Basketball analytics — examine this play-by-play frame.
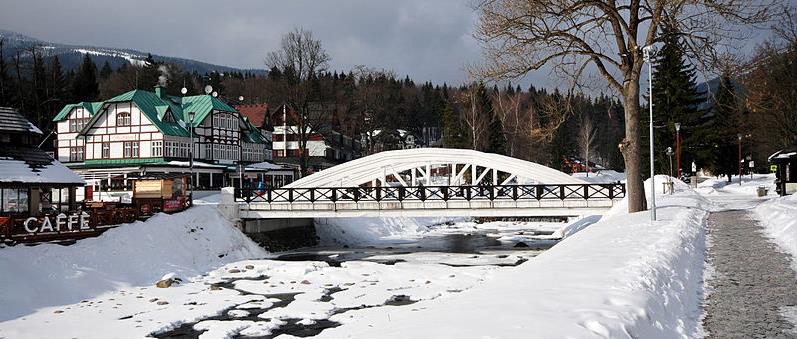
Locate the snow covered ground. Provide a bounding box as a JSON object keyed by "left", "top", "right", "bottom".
{"left": 754, "top": 189, "right": 797, "bottom": 272}
{"left": 4, "top": 172, "right": 766, "bottom": 338}
{"left": 0, "top": 204, "right": 266, "bottom": 322}
{"left": 1, "top": 178, "right": 711, "bottom": 338}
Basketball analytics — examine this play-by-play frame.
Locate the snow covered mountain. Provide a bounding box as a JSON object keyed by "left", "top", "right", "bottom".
{"left": 0, "top": 29, "right": 265, "bottom": 75}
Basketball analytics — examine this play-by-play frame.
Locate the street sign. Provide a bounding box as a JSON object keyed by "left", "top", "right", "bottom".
{"left": 691, "top": 161, "right": 697, "bottom": 172}
{"left": 749, "top": 161, "right": 755, "bottom": 168}
{"left": 770, "top": 164, "right": 778, "bottom": 172}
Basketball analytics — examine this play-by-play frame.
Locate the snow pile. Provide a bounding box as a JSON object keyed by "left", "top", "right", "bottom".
{"left": 572, "top": 169, "right": 626, "bottom": 183}
{"left": 314, "top": 179, "right": 709, "bottom": 338}
{"left": 314, "top": 216, "right": 462, "bottom": 246}
{"left": 755, "top": 193, "right": 797, "bottom": 271}
{"left": 0, "top": 205, "right": 267, "bottom": 321}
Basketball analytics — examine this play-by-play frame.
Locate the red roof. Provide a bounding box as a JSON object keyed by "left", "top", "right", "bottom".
{"left": 236, "top": 104, "right": 269, "bottom": 128}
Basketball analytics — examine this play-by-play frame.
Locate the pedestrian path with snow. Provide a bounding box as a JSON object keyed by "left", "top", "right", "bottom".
{"left": 703, "top": 210, "right": 797, "bottom": 338}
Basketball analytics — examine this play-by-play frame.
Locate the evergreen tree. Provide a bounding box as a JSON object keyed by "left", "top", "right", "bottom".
{"left": 643, "top": 22, "right": 706, "bottom": 177}
{"left": 0, "top": 38, "right": 14, "bottom": 107}
{"left": 442, "top": 102, "right": 467, "bottom": 148}
{"left": 481, "top": 86, "right": 505, "bottom": 154}
{"left": 45, "top": 55, "right": 67, "bottom": 130}
{"left": 708, "top": 75, "right": 741, "bottom": 181}
{"left": 71, "top": 54, "right": 99, "bottom": 101}
{"left": 99, "top": 61, "right": 113, "bottom": 79}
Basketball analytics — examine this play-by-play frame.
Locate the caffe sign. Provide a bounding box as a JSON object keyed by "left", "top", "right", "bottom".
{"left": 24, "top": 212, "right": 91, "bottom": 234}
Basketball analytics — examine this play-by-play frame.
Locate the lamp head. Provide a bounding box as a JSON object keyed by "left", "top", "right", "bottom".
{"left": 674, "top": 122, "right": 680, "bottom": 131}
{"left": 180, "top": 87, "right": 188, "bottom": 95}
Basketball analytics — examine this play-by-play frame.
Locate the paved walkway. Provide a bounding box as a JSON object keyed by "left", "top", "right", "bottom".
{"left": 703, "top": 209, "right": 797, "bottom": 338}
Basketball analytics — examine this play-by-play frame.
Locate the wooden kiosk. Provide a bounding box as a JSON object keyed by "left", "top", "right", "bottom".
{"left": 131, "top": 173, "right": 191, "bottom": 216}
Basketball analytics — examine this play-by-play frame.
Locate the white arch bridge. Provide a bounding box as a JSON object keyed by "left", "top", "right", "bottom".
{"left": 231, "top": 149, "right": 625, "bottom": 218}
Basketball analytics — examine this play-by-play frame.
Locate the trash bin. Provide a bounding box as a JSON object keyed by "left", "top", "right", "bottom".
{"left": 757, "top": 186, "right": 768, "bottom": 197}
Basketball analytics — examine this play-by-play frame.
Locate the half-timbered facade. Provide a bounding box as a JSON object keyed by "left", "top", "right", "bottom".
{"left": 53, "top": 86, "right": 281, "bottom": 190}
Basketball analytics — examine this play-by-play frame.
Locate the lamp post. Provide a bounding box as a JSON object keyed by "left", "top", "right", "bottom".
{"left": 737, "top": 134, "right": 742, "bottom": 186}
{"left": 674, "top": 122, "right": 681, "bottom": 179}
{"left": 188, "top": 110, "right": 195, "bottom": 199}
{"left": 643, "top": 45, "right": 656, "bottom": 221}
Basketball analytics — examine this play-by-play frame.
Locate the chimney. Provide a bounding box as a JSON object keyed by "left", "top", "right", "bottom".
{"left": 154, "top": 86, "right": 165, "bottom": 99}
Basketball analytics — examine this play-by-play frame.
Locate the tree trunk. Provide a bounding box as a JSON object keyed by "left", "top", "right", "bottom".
{"left": 620, "top": 76, "right": 647, "bottom": 213}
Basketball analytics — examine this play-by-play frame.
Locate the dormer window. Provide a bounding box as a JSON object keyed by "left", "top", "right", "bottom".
{"left": 116, "top": 112, "right": 131, "bottom": 126}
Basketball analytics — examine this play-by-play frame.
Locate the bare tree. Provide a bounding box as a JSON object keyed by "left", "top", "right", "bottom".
{"left": 458, "top": 83, "right": 489, "bottom": 150}
{"left": 265, "top": 27, "right": 332, "bottom": 176}
{"left": 577, "top": 113, "right": 598, "bottom": 176}
{"left": 473, "top": 0, "right": 784, "bottom": 212}
{"left": 349, "top": 66, "right": 396, "bottom": 155}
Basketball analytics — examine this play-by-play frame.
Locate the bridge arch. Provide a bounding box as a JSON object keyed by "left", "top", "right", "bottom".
{"left": 286, "top": 148, "right": 586, "bottom": 188}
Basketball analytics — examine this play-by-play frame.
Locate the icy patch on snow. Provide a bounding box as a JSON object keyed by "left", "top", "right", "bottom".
{"left": 0, "top": 205, "right": 267, "bottom": 321}
{"left": 755, "top": 193, "right": 797, "bottom": 272}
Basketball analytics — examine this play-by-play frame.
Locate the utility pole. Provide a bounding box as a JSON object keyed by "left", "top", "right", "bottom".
{"left": 643, "top": 45, "right": 656, "bottom": 221}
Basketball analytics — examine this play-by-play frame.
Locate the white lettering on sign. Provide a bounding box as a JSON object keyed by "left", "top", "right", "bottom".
{"left": 22, "top": 212, "right": 92, "bottom": 234}
{"left": 40, "top": 217, "right": 54, "bottom": 232}
{"left": 80, "top": 212, "right": 90, "bottom": 230}
{"left": 56, "top": 213, "right": 67, "bottom": 231}
{"left": 24, "top": 217, "right": 38, "bottom": 233}
{"left": 68, "top": 214, "right": 78, "bottom": 230}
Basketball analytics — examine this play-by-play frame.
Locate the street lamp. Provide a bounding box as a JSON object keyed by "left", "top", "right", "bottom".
{"left": 643, "top": 45, "right": 656, "bottom": 221}
{"left": 737, "top": 134, "right": 742, "bottom": 186}
{"left": 674, "top": 122, "right": 681, "bottom": 179}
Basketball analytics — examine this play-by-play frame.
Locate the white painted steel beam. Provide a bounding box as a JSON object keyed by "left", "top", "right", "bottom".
{"left": 285, "top": 148, "right": 588, "bottom": 188}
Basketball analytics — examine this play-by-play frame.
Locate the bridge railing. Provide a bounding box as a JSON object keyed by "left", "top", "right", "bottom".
{"left": 234, "top": 183, "right": 625, "bottom": 204}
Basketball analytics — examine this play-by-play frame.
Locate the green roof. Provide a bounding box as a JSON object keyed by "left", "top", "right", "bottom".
{"left": 81, "top": 157, "right": 166, "bottom": 168}
{"left": 53, "top": 101, "right": 103, "bottom": 122}
{"left": 64, "top": 88, "right": 267, "bottom": 144}
{"left": 180, "top": 95, "right": 237, "bottom": 127}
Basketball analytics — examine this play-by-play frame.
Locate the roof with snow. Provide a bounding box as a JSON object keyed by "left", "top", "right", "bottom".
{"left": 0, "top": 108, "right": 84, "bottom": 185}
{"left": 769, "top": 147, "right": 797, "bottom": 162}
{"left": 0, "top": 107, "right": 43, "bottom": 134}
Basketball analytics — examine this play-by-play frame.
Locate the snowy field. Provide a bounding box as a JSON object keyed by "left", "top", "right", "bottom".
{"left": 2, "top": 175, "right": 778, "bottom": 338}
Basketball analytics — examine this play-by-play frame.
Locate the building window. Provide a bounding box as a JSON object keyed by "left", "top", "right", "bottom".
{"left": 116, "top": 112, "right": 131, "bottom": 126}
{"left": 1, "top": 188, "right": 29, "bottom": 213}
{"left": 69, "top": 146, "right": 84, "bottom": 162}
{"left": 123, "top": 141, "right": 139, "bottom": 158}
{"left": 102, "top": 142, "right": 110, "bottom": 159}
{"left": 152, "top": 141, "right": 162, "bottom": 157}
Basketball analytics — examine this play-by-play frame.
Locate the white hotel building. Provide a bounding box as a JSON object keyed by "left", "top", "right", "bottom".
{"left": 53, "top": 86, "right": 294, "bottom": 190}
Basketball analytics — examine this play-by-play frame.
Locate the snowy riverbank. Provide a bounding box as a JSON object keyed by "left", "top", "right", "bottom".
{"left": 0, "top": 204, "right": 267, "bottom": 321}
{"left": 313, "top": 178, "right": 710, "bottom": 338}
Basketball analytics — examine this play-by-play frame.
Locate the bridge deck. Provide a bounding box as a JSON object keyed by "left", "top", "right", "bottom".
{"left": 233, "top": 184, "right": 625, "bottom": 219}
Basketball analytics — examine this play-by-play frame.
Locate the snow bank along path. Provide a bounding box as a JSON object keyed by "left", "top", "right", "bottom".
{"left": 755, "top": 193, "right": 797, "bottom": 272}
{"left": 0, "top": 204, "right": 267, "bottom": 321}
{"left": 314, "top": 178, "right": 710, "bottom": 339}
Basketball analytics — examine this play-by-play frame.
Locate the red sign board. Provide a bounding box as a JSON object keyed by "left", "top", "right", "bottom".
{"left": 163, "top": 198, "right": 184, "bottom": 212}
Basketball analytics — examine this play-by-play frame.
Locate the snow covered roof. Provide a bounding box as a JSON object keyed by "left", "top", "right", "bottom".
{"left": 0, "top": 107, "right": 43, "bottom": 134}
{"left": 768, "top": 147, "right": 797, "bottom": 162}
{"left": 0, "top": 147, "right": 84, "bottom": 185}
{"left": 246, "top": 162, "right": 290, "bottom": 171}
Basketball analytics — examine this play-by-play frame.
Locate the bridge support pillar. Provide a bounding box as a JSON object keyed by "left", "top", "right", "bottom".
{"left": 218, "top": 187, "right": 241, "bottom": 227}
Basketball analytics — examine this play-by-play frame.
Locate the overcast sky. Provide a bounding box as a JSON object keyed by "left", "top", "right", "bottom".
{"left": 0, "top": 0, "right": 489, "bottom": 86}
{"left": 1, "top": 0, "right": 792, "bottom": 89}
